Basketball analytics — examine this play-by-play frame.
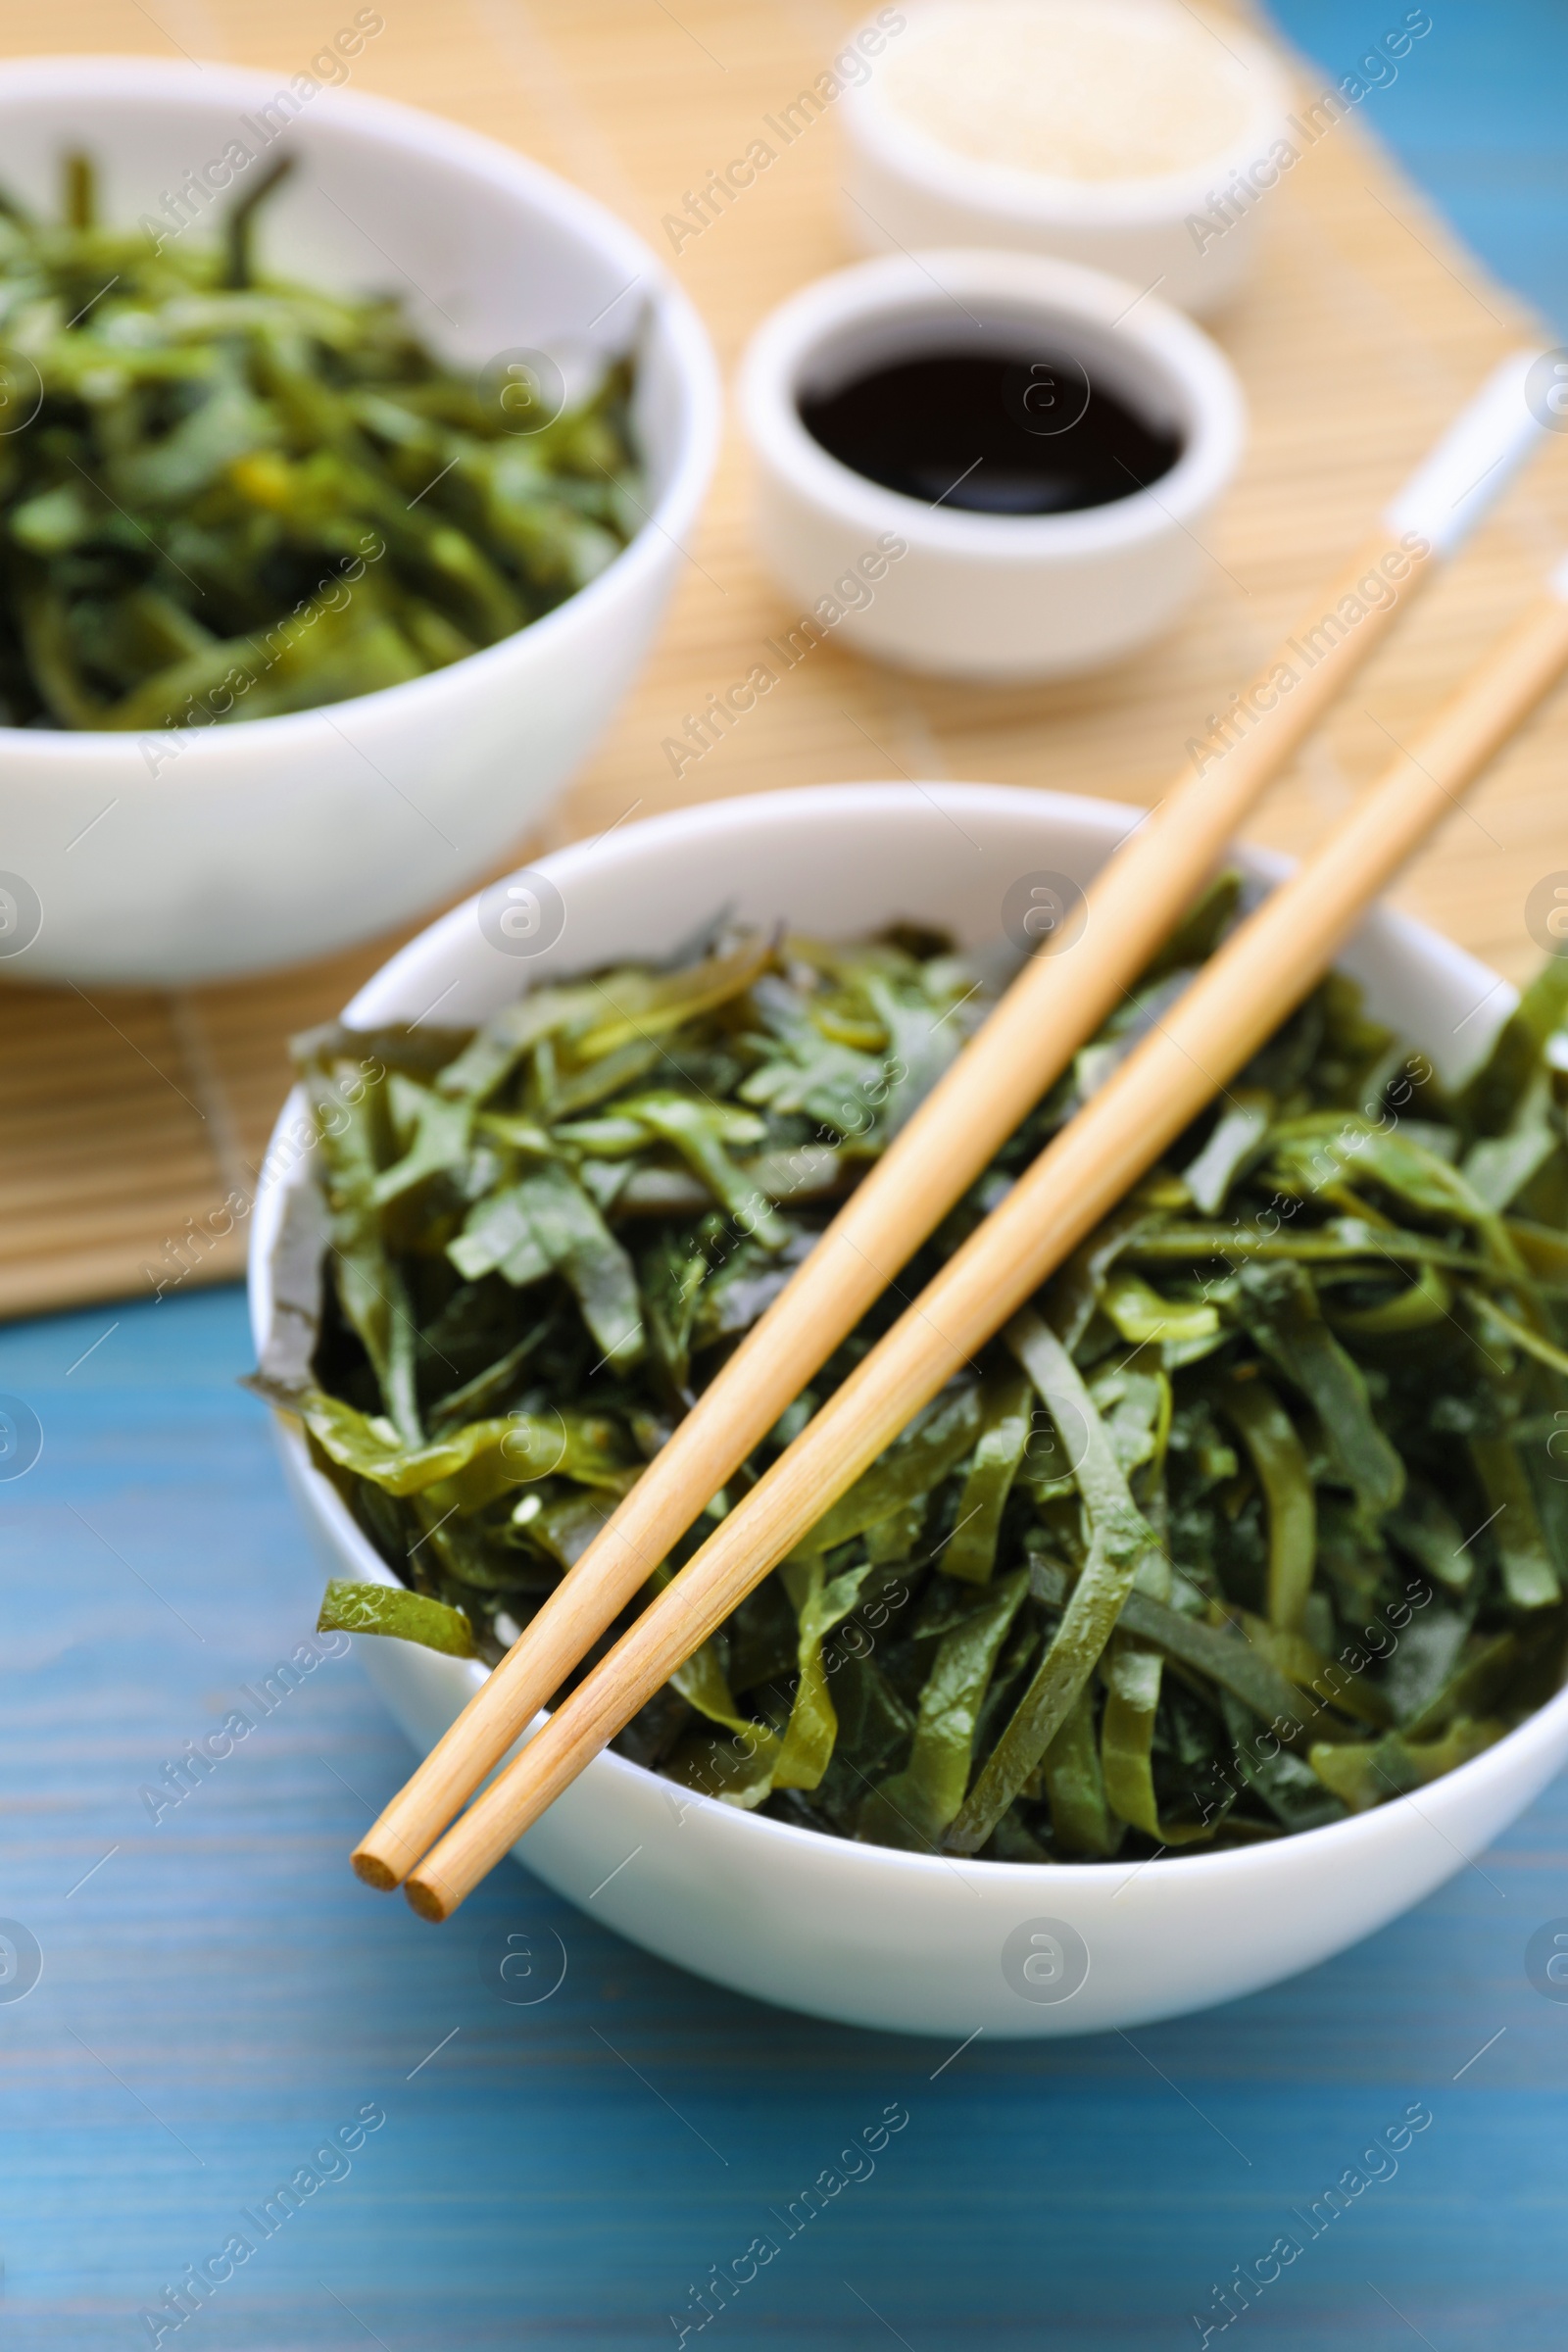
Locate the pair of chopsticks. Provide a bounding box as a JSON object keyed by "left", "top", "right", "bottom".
{"left": 349, "top": 352, "right": 1557, "bottom": 1918}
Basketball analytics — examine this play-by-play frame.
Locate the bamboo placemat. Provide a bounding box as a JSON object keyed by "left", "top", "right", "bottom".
{"left": 3, "top": 0, "right": 1567, "bottom": 1322}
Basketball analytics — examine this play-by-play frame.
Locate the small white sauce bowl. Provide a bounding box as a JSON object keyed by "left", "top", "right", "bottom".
{"left": 250, "top": 782, "right": 1568, "bottom": 2039}
{"left": 0, "top": 57, "right": 719, "bottom": 986}
{"left": 841, "top": 1, "right": 1294, "bottom": 316}
{"left": 737, "top": 250, "right": 1245, "bottom": 681}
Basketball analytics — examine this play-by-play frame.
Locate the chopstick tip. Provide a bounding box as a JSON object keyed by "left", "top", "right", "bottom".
{"left": 352, "top": 1844, "right": 404, "bottom": 1890}
{"left": 405, "top": 1870, "right": 457, "bottom": 1923}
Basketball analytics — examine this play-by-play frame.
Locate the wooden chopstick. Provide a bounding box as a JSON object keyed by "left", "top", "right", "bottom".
{"left": 402, "top": 552, "right": 1568, "bottom": 1921}
{"left": 353, "top": 352, "right": 1547, "bottom": 1893}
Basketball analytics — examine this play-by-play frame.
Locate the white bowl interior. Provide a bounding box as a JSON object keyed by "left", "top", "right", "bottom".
{"left": 0, "top": 63, "right": 643, "bottom": 366}
{"left": 330, "top": 782, "right": 1491, "bottom": 1084}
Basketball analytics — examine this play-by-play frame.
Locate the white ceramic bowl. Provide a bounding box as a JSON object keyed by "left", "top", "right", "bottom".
{"left": 737, "top": 251, "right": 1245, "bottom": 682}
{"left": 0, "top": 57, "right": 718, "bottom": 987}
{"left": 840, "top": 1, "right": 1294, "bottom": 316}
{"left": 249, "top": 783, "right": 1568, "bottom": 2038}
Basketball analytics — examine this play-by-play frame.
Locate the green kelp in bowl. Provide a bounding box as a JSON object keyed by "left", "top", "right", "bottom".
{"left": 0, "top": 152, "right": 640, "bottom": 731}
{"left": 260, "top": 879, "right": 1568, "bottom": 1865}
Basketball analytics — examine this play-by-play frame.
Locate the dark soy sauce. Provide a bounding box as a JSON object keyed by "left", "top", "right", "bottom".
{"left": 798, "top": 349, "right": 1182, "bottom": 516}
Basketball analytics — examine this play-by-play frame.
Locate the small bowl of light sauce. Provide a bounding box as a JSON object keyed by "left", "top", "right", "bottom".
{"left": 840, "top": 0, "right": 1293, "bottom": 316}
{"left": 738, "top": 246, "right": 1245, "bottom": 681}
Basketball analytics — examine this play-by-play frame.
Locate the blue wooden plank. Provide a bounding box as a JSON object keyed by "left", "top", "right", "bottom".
{"left": 1268, "top": 0, "right": 1568, "bottom": 331}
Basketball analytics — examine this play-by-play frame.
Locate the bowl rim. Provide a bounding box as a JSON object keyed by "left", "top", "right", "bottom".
{"left": 248, "top": 778, "right": 1568, "bottom": 1897}
{"left": 843, "top": 0, "right": 1295, "bottom": 227}
{"left": 0, "top": 54, "right": 721, "bottom": 763}
{"left": 737, "top": 249, "right": 1246, "bottom": 559}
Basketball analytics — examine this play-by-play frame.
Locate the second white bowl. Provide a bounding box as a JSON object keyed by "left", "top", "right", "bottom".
{"left": 250, "top": 782, "right": 1568, "bottom": 2038}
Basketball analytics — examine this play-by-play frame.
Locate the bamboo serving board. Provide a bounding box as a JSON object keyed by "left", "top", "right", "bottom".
{"left": 3, "top": 0, "right": 1567, "bottom": 1322}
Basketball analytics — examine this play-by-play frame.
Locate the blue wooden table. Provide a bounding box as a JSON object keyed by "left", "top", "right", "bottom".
{"left": 6, "top": 9, "right": 1568, "bottom": 2347}
{"left": 1270, "top": 0, "right": 1568, "bottom": 336}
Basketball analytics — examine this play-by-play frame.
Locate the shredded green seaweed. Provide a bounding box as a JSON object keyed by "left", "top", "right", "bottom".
{"left": 267, "top": 896, "right": 1568, "bottom": 1859}
{"left": 318, "top": 1577, "right": 476, "bottom": 1658}
{"left": 0, "top": 153, "right": 640, "bottom": 729}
